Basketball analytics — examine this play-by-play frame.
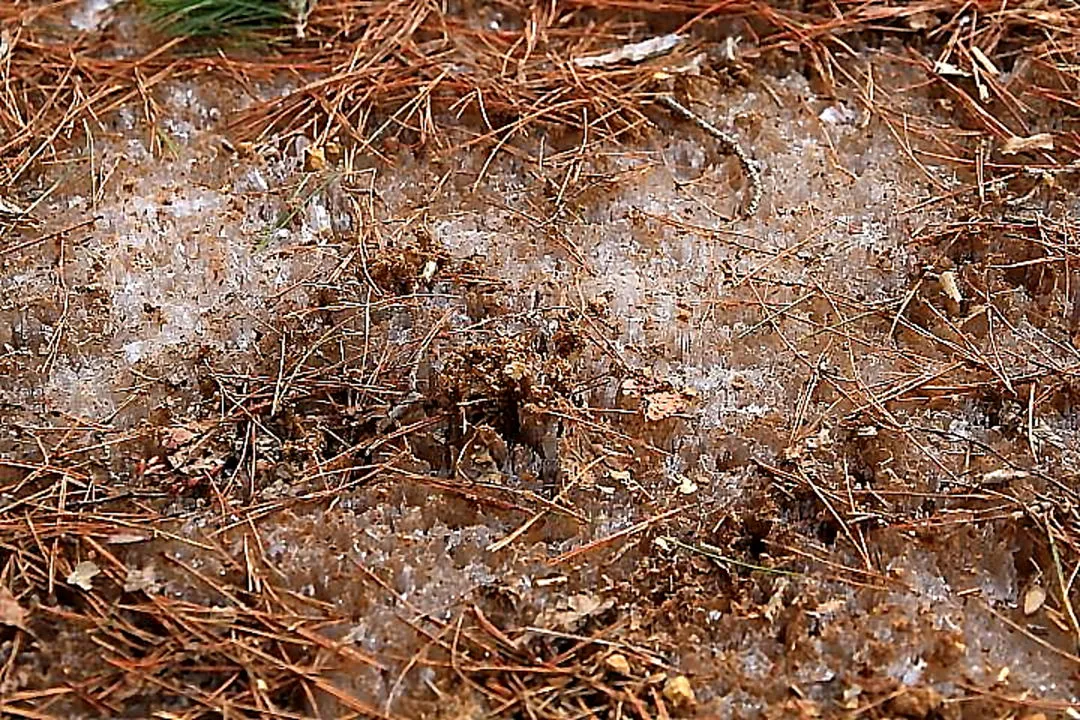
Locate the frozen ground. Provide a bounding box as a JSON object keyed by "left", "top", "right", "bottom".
{"left": 2, "top": 8, "right": 1079, "bottom": 718}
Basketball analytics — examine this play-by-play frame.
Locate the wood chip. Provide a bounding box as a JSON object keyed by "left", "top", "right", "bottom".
{"left": 981, "top": 468, "right": 1029, "bottom": 485}
{"left": 970, "top": 46, "right": 1000, "bottom": 76}
{"left": 934, "top": 60, "right": 971, "bottom": 78}
{"left": 1001, "top": 133, "right": 1054, "bottom": 155}
{"left": 1023, "top": 585, "right": 1047, "bottom": 615}
{"left": 676, "top": 475, "right": 698, "bottom": 495}
{"left": 939, "top": 270, "right": 962, "bottom": 305}
{"left": 575, "top": 34, "right": 682, "bottom": 68}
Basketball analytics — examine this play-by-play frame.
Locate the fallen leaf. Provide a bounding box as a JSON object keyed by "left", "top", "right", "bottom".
{"left": 162, "top": 426, "right": 198, "bottom": 450}
{"left": 1024, "top": 585, "right": 1047, "bottom": 615}
{"left": 534, "top": 593, "right": 614, "bottom": 631}
{"left": 67, "top": 561, "right": 101, "bottom": 591}
{"left": 677, "top": 475, "right": 698, "bottom": 495}
{"left": 905, "top": 12, "right": 939, "bottom": 30}
{"left": 0, "top": 586, "right": 27, "bottom": 629}
{"left": 124, "top": 566, "right": 160, "bottom": 594}
{"left": 841, "top": 684, "right": 863, "bottom": 710}
{"left": 644, "top": 391, "right": 686, "bottom": 422}
{"left": 503, "top": 360, "right": 528, "bottom": 381}
{"left": 1001, "top": 133, "right": 1054, "bottom": 155}
{"left": 304, "top": 145, "right": 326, "bottom": 172}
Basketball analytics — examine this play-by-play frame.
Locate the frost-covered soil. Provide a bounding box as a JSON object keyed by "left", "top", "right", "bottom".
{"left": 2, "top": 7, "right": 1079, "bottom": 719}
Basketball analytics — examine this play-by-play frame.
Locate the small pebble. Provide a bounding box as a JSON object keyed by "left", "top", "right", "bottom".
{"left": 604, "top": 653, "right": 631, "bottom": 675}
{"left": 887, "top": 687, "right": 942, "bottom": 718}
{"left": 662, "top": 675, "right": 696, "bottom": 708}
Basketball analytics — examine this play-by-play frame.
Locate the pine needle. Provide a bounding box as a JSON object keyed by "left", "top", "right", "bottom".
{"left": 142, "top": 0, "right": 297, "bottom": 38}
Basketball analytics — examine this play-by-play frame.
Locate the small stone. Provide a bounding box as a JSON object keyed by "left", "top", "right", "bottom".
{"left": 662, "top": 675, "right": 696, "bottom": 709}
{"left": 604, "top": 653, "right": 631, "bottom": 675}
{"left": 887, "top": 687, "right": 942, "bottom": 718}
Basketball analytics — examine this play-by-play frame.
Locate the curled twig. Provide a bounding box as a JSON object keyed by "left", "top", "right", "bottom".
{"left": 659, "top": 95, "right": 763, "bottom": 218}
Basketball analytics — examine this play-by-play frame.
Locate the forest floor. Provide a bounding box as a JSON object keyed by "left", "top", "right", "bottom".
{"left": 1, "top": 1, "right": 1080, "bottom": 718}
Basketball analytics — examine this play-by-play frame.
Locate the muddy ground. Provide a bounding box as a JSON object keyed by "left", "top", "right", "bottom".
{"left": 1, "top": 2, "right": 1079, "bottom": 718}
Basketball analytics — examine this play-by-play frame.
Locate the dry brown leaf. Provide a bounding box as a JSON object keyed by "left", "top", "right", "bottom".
{"left": 0, "top": 586, "right": 27, "bottom": 630}
{"left": 162, "top": 425, "right": 198, "bottom": 450}
{"left": 124, "top": 566, "right": 160, "bottom": 594}
{"left": 887, "top": 687, "right": 942, "bottom": 718}
{"left": 534, "top": 593, "right": 614, "bottom": 631}
{"left": 1001, "top": 133, "right": 1054, "bottom": 155}
{"left": 841, "top": 685, "right": 863, "bottom": 710}
{"left": 304, "top": 145, "right": 326, "bottom": 172}
{"left": 905, "top": 12, "right": 939, "bottom": 30}
{"left": 677, "top": 474, "right": 698, "bottom": 495}
{"left": 1023, "top": 585, "right": 1047, "bottom": 615}
{"left": 644, "top": 391, "right": 686, "bottom": 422}
{"left": 67, "top": 560, "right": 101, "bottom": 591}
